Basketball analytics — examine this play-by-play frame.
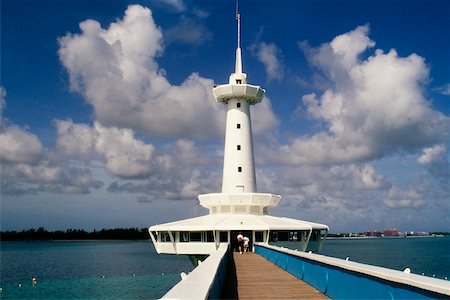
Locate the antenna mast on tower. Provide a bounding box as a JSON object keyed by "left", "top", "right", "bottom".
{"left": 235, "top": 0, "right": 243, "bottom": 74}
{"left": 236, "top": 0, "right": 241, "bottom": 49}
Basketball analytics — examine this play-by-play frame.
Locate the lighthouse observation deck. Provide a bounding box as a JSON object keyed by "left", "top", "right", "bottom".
{"left": 213, "top": 83, "right": 265, "bottom": 105}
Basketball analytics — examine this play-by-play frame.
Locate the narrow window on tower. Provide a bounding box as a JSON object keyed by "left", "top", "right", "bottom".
{"left": 238, "top": 167, "right": 242, "bottom": 172}
{"left": 237, "top": 145, "right": 241, "bottom": 150}
{"left": 237, "top": 102, "right": 241, "bottom": 108}
{"left": 237, "top": 124, "right": 241, "bottom": 129}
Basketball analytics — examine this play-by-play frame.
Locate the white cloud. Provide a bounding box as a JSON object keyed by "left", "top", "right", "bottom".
{"left": 251, "top": 96, "right": 280, "bottom": 136}
{"left": 250, "top": 42, "right": 283, "bottom": 82}
{"left": 94, "top": 122, "right": 154, "bottom": 178}
{"left": 434, "top": 83, "right": 450, "bottom": 96}
{"left": 56, "top": 120, "right": 154, "bottom": 178}
{"left": 3, "top": 162, "right": 61, "bottom": 183}
{"left": 417, "top": 144, "right": 450, "bottom": 195}
{"left": 55, "top": 120, "right": 97, "bottom": 160}
{"left": 158, "top": 0, "right": 185, "bottom": 12}
{"left": 330, "top": 25, "right": 375, "bottom": 70}
{"left": 0, "top": 86, "right": 45, "bottom": 164}
{"left": 193, "top": 8, "right": 209, "bottom": 19}
{"left": 0, "top": 94, "right": 155, "bottom": 194}
{"left": 252, "top": 25, "right": 449, "bottom": 215}
{"left": 276, "top": 163, "right": 388, "bottom": 195}
{"left": 58, "top": 4, "right": 278, "bottom": 141}
{"left": 58, "top": 5, "right": 224, "bottom": 139}
{"left": 0, "top": 90, "right": 81, "bottom": 194}
{"left": 1, "top": 159, "right": 103, "bottom": 195}
{"left": 418, "top": 144, "right": 447, "bottom": 165}
{"left": 355, "top": 164, "right": 389, "bottom": 190}
{"left": 107, "top": 139, "right": 222, "bottom": 200}
{"left": 286, "top": 25, "right": 450, "bottom": 165}
{"left": 0, "top": 126, "right": 44, "bottom": 164}
{"left": 58, "top": 5, "right": 278, "bottom": 140}
{"left": 383, "top": 186, "right": 426, "bottom": 208}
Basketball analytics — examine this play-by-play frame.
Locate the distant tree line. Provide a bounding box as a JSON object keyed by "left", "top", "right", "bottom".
{"left": 0, "top": 227, "right": 150, "bottom": 241}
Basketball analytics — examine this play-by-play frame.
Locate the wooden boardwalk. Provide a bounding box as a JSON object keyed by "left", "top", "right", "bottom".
{"left": 221, "top": 252, "right": 329, "bottom": 299}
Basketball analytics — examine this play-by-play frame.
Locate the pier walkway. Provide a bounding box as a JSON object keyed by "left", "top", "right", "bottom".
{"left": 222, "top": 252, "right": 329, "bottom": 299}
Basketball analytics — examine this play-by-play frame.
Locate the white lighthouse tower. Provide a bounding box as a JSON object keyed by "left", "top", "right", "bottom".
{"left": 213, "top": 9, "right": 262, "bottom": 194}
{"left": 149, "top": 6, "right": 328, "bottom": 259}
{"left": 198, "top": 6, "right": 280, "bottom": 215}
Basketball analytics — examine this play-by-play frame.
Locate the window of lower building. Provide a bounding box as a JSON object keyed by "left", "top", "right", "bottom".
{"left": 189, "top": 232, "right": 202, "bottom": 242}
{"left": 270, "top": 231, "right": 278, "bottom": 242}
{"left": 250, "top": 206, "right": 260, "bottom": 214}
{"left": 237, "top": 102, "right": 241, "bottom": 108}
{"left": 238, "top": 167, "right": 242, "bottom": 172}
{"left": 255, "top": 231, "right": 264, "bottom": 242}
{"left": 270, "top": 231, "right": 299, "bottom": 242}
{"left": 220, "top": 231, "right": 228, "bottom": 242}
{"left": 237, "top": 145, "right": 241, "bottom": 150}
{"left": 221, "top": 205, "right": 231, "bottom": 213}
{"left": 237, "top": 124, "right": 241, "bottom": 129}
{"left": 278, "top": 231, "right": 289, "bottom": 241}
{"left": 179, "top": 231, "right": 215, "bottom": 242}
{"left": 206, "top": 231, "right": 214, "bottom": 242}
{"left": 160, "top": 231, "right": 171, "bottom": 242}
{"left": 180, "top": 231, "right": 189, "bottom": 242}
{"left": 234, "top": 205, "right": 246, "bottom": 213}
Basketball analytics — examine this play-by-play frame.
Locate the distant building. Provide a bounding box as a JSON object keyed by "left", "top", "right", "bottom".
{"left": 383, "top": 228, "right": 399, "bottom": 237}
{"left": 364, "top": 230, "right": 383, "bottom": 237}
{"left": 363, "top": 229, "right": 430, "bottom": 238}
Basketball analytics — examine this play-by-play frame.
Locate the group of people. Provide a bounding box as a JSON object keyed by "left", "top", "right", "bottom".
{"left": 236, "top": 233, "right": 250, "bottom": 254}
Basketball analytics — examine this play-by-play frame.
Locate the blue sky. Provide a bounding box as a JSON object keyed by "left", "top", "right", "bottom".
{"left": 1, "top": 0, "right": 449, "bottom": 232}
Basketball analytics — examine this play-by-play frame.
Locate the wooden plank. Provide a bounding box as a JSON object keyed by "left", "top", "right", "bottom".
{"left": 230, "top": 252, "right": 329, "bottom": 299}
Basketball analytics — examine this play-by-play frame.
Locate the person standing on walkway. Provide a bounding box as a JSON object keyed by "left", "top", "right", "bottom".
{"left": 237, "top": 233, "right": 244, "bottom": 253}
{"left": 243, "top": 236, "right": 250, "bottom": 253}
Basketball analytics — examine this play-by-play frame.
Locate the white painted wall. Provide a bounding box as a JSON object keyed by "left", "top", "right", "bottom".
{"left": 222, "top": 98, "right": 256, "bottom": 193}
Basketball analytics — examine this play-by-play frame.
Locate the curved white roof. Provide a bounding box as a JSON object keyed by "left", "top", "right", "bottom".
{"left": 149, "top": 214, "right": 329, "bottom": 232}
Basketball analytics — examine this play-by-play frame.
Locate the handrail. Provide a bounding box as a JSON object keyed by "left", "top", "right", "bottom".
{"left": 162, "top": 244, "right": 229, "bottom": 299}
{"left": 255, "top": 243, "right": 450, "bottom": 299}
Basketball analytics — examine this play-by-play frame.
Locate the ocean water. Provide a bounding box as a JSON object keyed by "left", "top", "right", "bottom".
{"left": 1, "top": 237, "right": 448, "bottom": 299}
{"left": 0, "top": 240, "right": 193, "bottom": 299}
{"left": 321, "top": 236, "right": 450, "bottom": 280}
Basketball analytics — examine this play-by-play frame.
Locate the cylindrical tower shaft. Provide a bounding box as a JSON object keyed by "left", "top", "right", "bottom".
{"left": 222, "top": 99, "right": 256, "bottom": 193}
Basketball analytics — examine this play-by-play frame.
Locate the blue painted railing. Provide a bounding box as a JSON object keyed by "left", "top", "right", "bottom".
{"left": 208, "top": 247, "right": 229, "bottom": 299}
{"left": 255, "top": 244, "right": 450, "bottom": 299}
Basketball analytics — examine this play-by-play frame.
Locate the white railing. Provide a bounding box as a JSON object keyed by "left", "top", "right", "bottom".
{"left": 162, "top": 244, "right": 229, "bottom": 300}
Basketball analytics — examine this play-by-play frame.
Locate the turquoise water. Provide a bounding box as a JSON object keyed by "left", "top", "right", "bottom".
{"left": 0, "top": 240, "right": 193, "bottom": 299}
{"left": 1, "top": 237, "right": 448, "bottom": 299}
{"left": 0, "top": 274, "right": 181, "bottom": 299}
{"left": 321, "top": 236, "right": 450, "bottom": 280}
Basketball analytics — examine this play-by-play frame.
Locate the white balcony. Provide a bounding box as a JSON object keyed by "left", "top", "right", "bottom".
{"left": 213, "top": 84, "right": 265, "bottom": 104}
